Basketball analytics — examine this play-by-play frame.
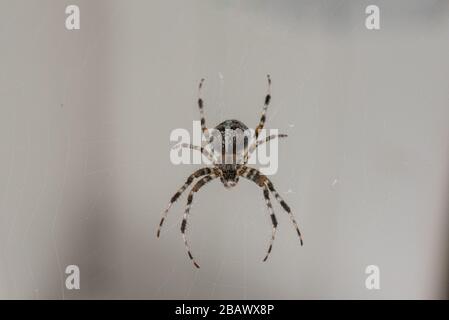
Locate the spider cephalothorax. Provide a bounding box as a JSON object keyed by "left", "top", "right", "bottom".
{"left": 157, "top": 75, "right": 303, "bottom": 268}
{"left": 218, "top": 163, "right": 242, "bottom": 188}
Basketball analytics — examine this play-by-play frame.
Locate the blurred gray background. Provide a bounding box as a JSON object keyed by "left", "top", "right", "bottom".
{"left": 1, "top": 0, "right": 449, "bottom": 299}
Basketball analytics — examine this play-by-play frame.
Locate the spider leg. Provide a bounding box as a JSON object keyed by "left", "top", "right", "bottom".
{"left": 197, "top": 78, "right": 221, "bottom": 162}
{"left": 181, "top": 174, "right": 218, "bottom": 268}
{"left": 266, "top": 180, "right": 303, "bottom": 245}
{"left": 262, "top": 185, "right": 278, "bottom": 262}
{"left": 255, "top": 74, "right": 271, "bottom": 140}
{"left": 198, "top": 78, "right": 210, "bottom": 140}
{"left": 157, "top": 167, "right": 212, "bottom": 237}
{"left": 201, "top": 130, "right": 222, "bottom": 164}
{"left": 239, "top": 166, "right": 303, "bottom": 246}
{"left": 172, "top": 142, "right": 217, "bottom": 164}
{"left": 242, "top": 133, "right": 288, "bottom": 164}
{"left": 240, "top": 75, "right": 272, "bottom": 164}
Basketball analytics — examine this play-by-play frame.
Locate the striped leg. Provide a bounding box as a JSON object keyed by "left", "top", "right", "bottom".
{"left": 172, "top": 143, "right": 217, "bottom": 164}
{"left": 262, "top": 185, "right": 278, "bottom": 262}
{"left": 243, "top": 133, "right": 288, "bottom": 164}
{"left": 266, "top": 181, "right": 303, "bottom": 246}
{"left": 157, "top": 167, "right": 212, "bottom": 238}
{"left": 241, "top": 75, "right": 272, "bottom": 163}
{"left": 255, "top": 74, "right": 271, "bottom": 140}
{"left": 255, "top": 74, "right": 272, "bottom": 140}
{"left": 198, "top": 78, "right": 209, "bottom": 140}
{"left": 201, "top": 128, "right": 223, "bottom": 164}
{"left": 239, "top": 166, "right": 303, "bottom": 246}
{"left": 197, "top": 79, "right": 221, "bottom": 161}
{"left": 181, "top": 174, "right": 217, "bottom": 268}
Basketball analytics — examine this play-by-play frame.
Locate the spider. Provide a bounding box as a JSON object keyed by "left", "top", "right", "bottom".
{"left": 157, "top": 75, "right": 303, "bottom": 268}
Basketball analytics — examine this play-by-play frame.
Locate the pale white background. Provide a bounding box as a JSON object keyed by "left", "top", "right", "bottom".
{"left": 0, "top": 0, "right": 449, "bottom": 299}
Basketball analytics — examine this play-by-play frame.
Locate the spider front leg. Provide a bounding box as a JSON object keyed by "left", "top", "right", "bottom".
{"left": 242, "top": 133, "right": 288, "bottom": 164}
{"left": 198, "top": 78, "right": 209, "bottom": 140}
{"left": 197, "top": 78, "right": 221, "bottom": 162}
{"left": 181, "top": 174, "right": 218, "bottom": 268}
{"left": 157, "top": 167, "right": 212, "bottom": 237}
{"left": 172, "top": 142, "right": 217, "bottom": 164}
{"left": 241, "top": 75, "right": 274, "bottom": 163}
{"left": 255, "top": 74, "right": 272, "bottom": 140}
{"left": 239, "top": 166, "right": 303, "bottom": 246}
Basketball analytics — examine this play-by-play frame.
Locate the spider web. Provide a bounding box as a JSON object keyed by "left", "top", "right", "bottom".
{"left": 153, "top": 71, "right": 299, "bottom": 300}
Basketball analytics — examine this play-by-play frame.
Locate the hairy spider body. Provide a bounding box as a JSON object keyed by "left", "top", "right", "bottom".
{"left": 214, "top": 119, "right": 248, "bottom": 188}
{"left": 157, "top": 75, "right": 303, "bottom": 268}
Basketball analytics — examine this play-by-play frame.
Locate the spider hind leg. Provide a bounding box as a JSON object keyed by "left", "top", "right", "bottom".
{"left": 262, "top": 186, "right": 278, "bottom": 262}
{"left": 181, "top": 174, "right": 217, "bottom": 268}
{"left": 239, "top": 166, "right": 304, "bottom": 248}
{"left": 266, "top": 181, "right": 303, "bottom": 246}
{"left": 157, "top": 167, "right": 212, "bottom": 238}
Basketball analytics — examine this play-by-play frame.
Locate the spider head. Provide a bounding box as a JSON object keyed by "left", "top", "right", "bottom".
{"left": 219, "top": 164, "right": 240, "bottom": 189}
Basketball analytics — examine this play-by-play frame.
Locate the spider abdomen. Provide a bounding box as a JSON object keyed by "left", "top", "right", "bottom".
{"left": 215, "top": 119, "right": 249, "bottom": 132}
{"left": 212, "top": 119, "right": 250, "bottom": 165}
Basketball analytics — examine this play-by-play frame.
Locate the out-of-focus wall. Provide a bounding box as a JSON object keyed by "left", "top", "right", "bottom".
{"left": 0, "top": 0, "right": 448, "bottom": 299}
